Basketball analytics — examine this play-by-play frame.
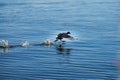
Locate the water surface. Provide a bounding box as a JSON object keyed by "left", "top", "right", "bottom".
{"left": 0, "top": 0, "right": 120, "bottom": 80}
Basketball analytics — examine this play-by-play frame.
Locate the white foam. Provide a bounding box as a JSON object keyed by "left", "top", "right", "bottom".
{"left": 0, "top": 40, "right": 9, "bottom": 47}
{"left": 21, "top": 41, "right": 29, "bottom": 47}
{"left": 44, "top": 39, "right": 52, "bottom": 45}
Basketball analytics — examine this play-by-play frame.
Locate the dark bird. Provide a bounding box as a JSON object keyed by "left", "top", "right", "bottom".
{"left": 54, "top": 32, "right": 75, "bottom": 42}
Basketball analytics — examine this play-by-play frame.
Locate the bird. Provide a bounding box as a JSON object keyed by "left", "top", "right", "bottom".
{"left": 54, "top": 32, "right": 75, "bottom": 42}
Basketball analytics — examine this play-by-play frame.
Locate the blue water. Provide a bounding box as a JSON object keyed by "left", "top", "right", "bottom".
{"left": 0, "top": 0, "right": 120, "bottom": 80}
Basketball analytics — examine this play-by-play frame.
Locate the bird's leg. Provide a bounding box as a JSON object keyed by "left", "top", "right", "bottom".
{"left": 54, "top": 39, "right": 58, "bottom": 42}
{"left": 59, "top": 39, "right": 65, "bottom": 45}
{"left": 60, "top": 39, "right": 65, "bottom": 42}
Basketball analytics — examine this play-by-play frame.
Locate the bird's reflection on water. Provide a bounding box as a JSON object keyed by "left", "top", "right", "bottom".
{"left": 0, "top": 45, "right": 19, "bottom": 53}
{"left": 0, "top": 47, "right": 8, "bottom": 53}
{"left": 55, "top": 44, "right": 72, "bottom": 55}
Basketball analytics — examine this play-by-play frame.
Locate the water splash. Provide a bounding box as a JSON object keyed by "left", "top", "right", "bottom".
{"left": 42, "top": 39, "right": 53, "bottom": 47}
{"left": 0, "top": 40, "right": 9, "bottom": 48}
{"left": 21, "top": 41, "right": 29, "bottom": 47}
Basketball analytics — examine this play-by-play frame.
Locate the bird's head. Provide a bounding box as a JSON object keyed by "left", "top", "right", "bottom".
{"left": 67, "top": 32, "right": 70, "bottom": 34}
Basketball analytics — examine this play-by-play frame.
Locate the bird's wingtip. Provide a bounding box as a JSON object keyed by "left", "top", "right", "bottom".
{"left": 67, "top": 37, "right": 75, "bottom": 40}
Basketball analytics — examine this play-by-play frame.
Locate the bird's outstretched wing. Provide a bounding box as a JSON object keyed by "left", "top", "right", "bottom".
{"left": 62, "top": 34, "right": 71, "bottom": 38}
{"left": 62, "top": 34, "right": 75, "bottom": 40}
{"left": 67, "top": 37, "right": 75, "bottom": 40}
